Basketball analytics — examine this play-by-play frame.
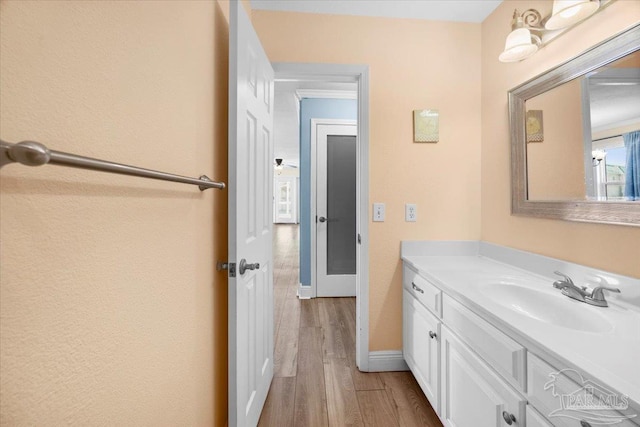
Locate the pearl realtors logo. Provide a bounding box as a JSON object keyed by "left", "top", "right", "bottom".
{"left": 544, "top": 368, "right": 636, "bottom": 425}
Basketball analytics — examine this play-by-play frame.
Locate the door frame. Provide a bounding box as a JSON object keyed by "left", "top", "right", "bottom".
{"left": 311, "top": 119, "right": 357, "bottom": 297}
{"left": 273, "top": 62, "right": 370, "bottom": 372}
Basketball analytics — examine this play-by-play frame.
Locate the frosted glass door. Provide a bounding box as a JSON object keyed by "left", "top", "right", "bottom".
{"left": 317, "top": 123, "right": 357, "bottom": 297}
{"left": 326, "top": 135, "right": 357, "bottom": 274}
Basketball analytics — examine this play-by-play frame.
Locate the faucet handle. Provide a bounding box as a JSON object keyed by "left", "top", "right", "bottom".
{"left": 590, "top": 285, "right": 621, "bottom": 299}
{"left": 553, "top": 271, "right": 574, "bottom": 286}
{"left": 586, "top": 286, "right": 621, "bottom": 307}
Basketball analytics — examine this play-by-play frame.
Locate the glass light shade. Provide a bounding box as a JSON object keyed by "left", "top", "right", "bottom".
{"left": 499, "top": 28, "right": 539, "bottom": 63}
{"left": 545, "top": 0, "right": 600, "bottom": 30}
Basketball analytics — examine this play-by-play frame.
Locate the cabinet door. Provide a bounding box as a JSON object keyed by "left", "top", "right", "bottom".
{"left": 526, "top": 405, "right": 553, "bottom": 427}
{"left": 440, "top": 325, "right": 526, "bottom": 427}
{"left": 403, "top": 289, "right": 440, "bottom": 414}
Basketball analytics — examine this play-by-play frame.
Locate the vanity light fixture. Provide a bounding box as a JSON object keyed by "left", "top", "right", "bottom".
{"left": 545, "top": 0, "right": 600, "bottom": 30}
{"left": 499, "top": 1, "right": 606, "bottom": 63}
{"left": 499, "top": 9, "right": 543, "bottom": 63}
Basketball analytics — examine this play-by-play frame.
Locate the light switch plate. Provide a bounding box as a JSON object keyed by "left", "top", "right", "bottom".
{"left": 373, "top": 203, "right": 385, "bottom": 222}
{"left": 405, "top": 204, "right": 417, "bottom": 222}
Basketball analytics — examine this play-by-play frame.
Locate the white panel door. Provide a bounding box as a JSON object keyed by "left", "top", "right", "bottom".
{"left": 316, "top": 123, "right": 357, "bottom": 297}
{"left": 228, "top": 2, "right": 274, "bottom": 426}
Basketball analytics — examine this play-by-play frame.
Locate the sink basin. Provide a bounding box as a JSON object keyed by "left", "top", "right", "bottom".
{"left": 481, "top": 283, "right": 614, "bottom": 333}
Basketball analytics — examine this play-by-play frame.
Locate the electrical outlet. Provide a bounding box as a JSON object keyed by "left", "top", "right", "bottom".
{"left": 373, "top": 203, "right": 385, "bottom": 222}
{"left": 405, "top": 204, "right": 417, "bottom": 222}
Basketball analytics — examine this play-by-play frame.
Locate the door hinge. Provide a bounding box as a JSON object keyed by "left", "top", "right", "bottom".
{"left": 217, "top": 261, "right": 236, "bottom": 277}
{"left": 357, "top": 233, "right": 361, "bottom": 244}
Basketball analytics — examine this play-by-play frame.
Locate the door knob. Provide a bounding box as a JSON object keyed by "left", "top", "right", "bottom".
{"left": 319, "top": 216, "right": 327, "bottom": 223}
{"left": 239, "top": 258, "right": 260, "bottom": 275}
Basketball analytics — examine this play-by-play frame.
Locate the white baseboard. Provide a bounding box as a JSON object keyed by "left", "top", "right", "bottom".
{"left": 367, "top": 351, "right": 409, "bottom": 372}
{"left": 297, "top": 284, "right": 312, "bottom": 299}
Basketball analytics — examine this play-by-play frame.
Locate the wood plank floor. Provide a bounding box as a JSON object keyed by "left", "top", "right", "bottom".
{"left": 259, "top": 224, "right": 442, "bottom": 427}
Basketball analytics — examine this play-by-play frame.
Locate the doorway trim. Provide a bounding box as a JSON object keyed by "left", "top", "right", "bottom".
{"left": 273, "top": 62, "right": 370, "bottom": 372}
{"left": 311, "top": 119, "right": 357, "bottom": 298}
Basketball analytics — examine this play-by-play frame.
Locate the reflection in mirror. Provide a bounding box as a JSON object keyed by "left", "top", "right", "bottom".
{"left": 525, "top": 51, "right": 640, "bottom": 202}
{"left": 510, "top": 24, "right": 640, "bottom": 225}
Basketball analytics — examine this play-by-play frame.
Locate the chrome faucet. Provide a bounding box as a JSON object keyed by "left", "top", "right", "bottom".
{"left": 553, "top": 271, "right": 588, "bottom": 302}
{"left": 552, "top": 271, "right": 620, "bottom": 307}
{"left": 585, "top": 284, "right": 621, "bottom": 307}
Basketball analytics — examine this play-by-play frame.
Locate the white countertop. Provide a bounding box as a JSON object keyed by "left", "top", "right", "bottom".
{"left": 401, "top": 247, "right": 640, "bottom": 413}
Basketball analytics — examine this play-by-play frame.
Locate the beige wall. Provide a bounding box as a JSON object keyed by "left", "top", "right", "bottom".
{"left": 0, "top": 1, "right": 230, "bottom": 425}
{"left": 481, "top": 0, "right": 640, "bottom": 278}
{"left": 526, "top": 78, "right": 586, "bottom": 200}
{"left": 252, "top": 11, "right": 482, "bottom": 351}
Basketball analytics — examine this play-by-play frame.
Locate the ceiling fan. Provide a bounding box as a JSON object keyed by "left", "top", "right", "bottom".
{"left": 274, "top": 158, "right": 298, "bottom": 170}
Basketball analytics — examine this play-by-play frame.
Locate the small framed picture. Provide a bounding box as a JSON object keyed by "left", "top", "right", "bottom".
{"left": 413, "top": 109, "right": 439, "bottom": 143}
{"left": 526, "top": 110, "right": 544, "bottom": 143}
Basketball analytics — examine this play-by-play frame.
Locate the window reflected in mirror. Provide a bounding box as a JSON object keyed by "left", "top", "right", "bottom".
{"left": 525, "top": 50, "right": 640, "bottom": 202}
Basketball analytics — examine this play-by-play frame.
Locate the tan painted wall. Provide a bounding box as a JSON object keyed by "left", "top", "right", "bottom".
{"left": 252, "top": 11, "right": 482, "bottom": 351}
{"left": 481, "top": 0, "right": 640, "bottom": 278}
{"left": 526, "top": 78, "right": 586, "bottom": 200}
{"left": 3, "top": 2, "right": 636, "bottom": 422}
{"left": 0, "top": 1, "right": 231, "bottom": 425}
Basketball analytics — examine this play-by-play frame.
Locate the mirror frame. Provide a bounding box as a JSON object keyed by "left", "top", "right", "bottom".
{"left": 509, "top": 24, "right": 640, "bottom": 227}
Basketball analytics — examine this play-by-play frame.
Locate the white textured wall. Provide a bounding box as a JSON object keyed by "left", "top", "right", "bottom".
{"left": 0, "top": 1, "right": 230, "bottom": 425}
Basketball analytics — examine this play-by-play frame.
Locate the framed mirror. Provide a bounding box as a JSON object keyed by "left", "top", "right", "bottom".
{"left": 509, "top": 24, "right": 640, "bottom": 226}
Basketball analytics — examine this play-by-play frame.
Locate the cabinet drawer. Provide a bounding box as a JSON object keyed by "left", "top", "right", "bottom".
{"left": 528, "top": 353, "right": 638, "bottom": 427}
{"left": 527, "top": 405, "right": 553, "bottom": 427}
{"left": 403, "top": 264, "right": 442, "bottom": 317}
{"left": 442, "top": 294, "right": 526, "bottom": 392}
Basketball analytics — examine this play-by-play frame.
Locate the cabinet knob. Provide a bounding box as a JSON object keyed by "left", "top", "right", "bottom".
{"left": 580, "top": 421, "right": 592, "bottom": 427}
{"left": 429, "top": 331, "right": 437, "bottom": 339}
{"left": 502, "top": 411, "right": 516, "bottom": 425}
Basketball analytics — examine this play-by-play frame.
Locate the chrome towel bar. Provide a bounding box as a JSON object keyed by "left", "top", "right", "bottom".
{"left": 0, "top": 140, "right": 225, "bottom": 191}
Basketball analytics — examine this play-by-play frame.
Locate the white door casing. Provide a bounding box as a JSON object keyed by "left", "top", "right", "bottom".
{"left": 228, "top": 2, "right": 274, "bottom": 426}
{"left": 272, "top": 63, "right": 370, "bottom": 372}
{"left": 315, "top": 122, "right": 357, "bottom": 297}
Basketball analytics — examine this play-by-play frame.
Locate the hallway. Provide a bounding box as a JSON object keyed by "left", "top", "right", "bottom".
{"left": 258, "top": 225, "right": 441, "bottom": 426}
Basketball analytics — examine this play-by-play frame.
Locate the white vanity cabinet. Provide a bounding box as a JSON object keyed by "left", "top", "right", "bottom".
{"left": 403, "top": 263, "right": 526, "bottom": 427}
{"left": 527, "top": 353, "right": 638, "bottom": 427}
{"left": 526, "top": 405, "right": 553, "bottom": 427}
{"left": 440, "top": 325, "right": 526, "bottom": 427}
{"left": 403, "top": 289, "right": 440, "bottom": 411}
{"left": 402, "top": 264, "right": 442, "bottom": 412}
{"left": 401, "top": 242, "right": 640, "bottom": 427}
